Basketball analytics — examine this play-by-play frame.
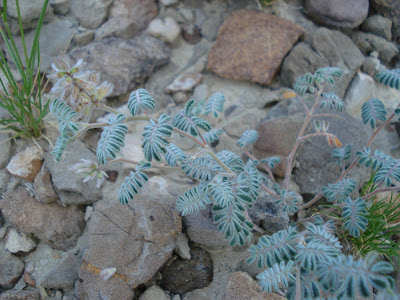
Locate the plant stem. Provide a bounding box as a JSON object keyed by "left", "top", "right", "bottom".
{"left": 361, "top": 186, "right": 400, "bottom": 201}
{"left": 283, "top": 89, "right": 323, "bottom": 190}
{"left": 106, "top": 158, "right": 181, "bottom": 171}
{"left": 242, "top": 147, "right": 276, "bottom": 184}
{"left": 295, "top": 264, "right": 301, "bottom": 300}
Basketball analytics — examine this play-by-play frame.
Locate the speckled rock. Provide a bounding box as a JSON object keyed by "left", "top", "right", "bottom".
{"left": 33, "top": 166, "right": 58, "bottom": 204}
{"left": 0, "top": 187, "right": 85, "bottom": 251}
{"left": 69, "top": 36, "right": 170, "bottom": 97}
{"left": 207, "top": 9, "right": 303, "bottom": 86}
{"left": 0, "top": 242, "right": 24, "bottom": 289}
{"left": 0, "top": 289, "right": 40, "bottom": 300}
{"left": 0, "top": 133, "right": 11, "bottom": 169}
{"left": 70, "top": 0, "right": 113, "bottom": 29}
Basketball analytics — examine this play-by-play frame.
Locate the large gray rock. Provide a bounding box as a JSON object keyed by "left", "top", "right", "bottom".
{"left": 254, "top": 99, "right": 390, "bottom": 196}
{"left": 78, "top": 176, "right": 183, "bottom": 298}
{"left": 0, "top": 290, "right": 40, "bottom": 300}
{"left": 95, "top": 0, "right": 158, "bottom": 40}
{"left": 10, "top": 18, "right": 79, "bottom": 72}
{"left": 5, "top": 0, "right": 54, "bottom": 31}
{"left": 44, "top": 140, "right": 102, "bottom": 205}
{"left": 281, "top": 28, "right": 364, "bottom": 98}
{"left": 33, "top": 166, "right": 58, "bottom": 204}
{"left": 70, "top": 0, "right": 113, "bottom": 29}
{"left": 305, "top": 0, "right": 369, "bottom": 28}
{"left": 0, "top": 187, "right": 85, "bottom": 251}
{"left": 351, "top": 32, "right": 399, "bottom": 65}
{"left": 69, "top": 36, "right": 171, "bottom": 97}
{"left": 362, "top": 15, "right": 392, "bottom": 40}
{"left": 0, "top": 242, "right": 24, "bottom": 289}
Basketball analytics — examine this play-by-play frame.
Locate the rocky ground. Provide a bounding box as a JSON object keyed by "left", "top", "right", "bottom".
{"left": 1, "top": 0, "right": 400, "bottom": 299}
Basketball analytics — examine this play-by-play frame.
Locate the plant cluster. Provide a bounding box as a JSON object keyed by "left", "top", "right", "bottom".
{"left": 0, "top": 0, "right": 49, "bottom": 139}
{"left": 48, "top": 56, "right": 400, "bottom": 298}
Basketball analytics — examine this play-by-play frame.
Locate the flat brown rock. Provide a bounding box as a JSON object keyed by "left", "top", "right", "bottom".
{"left": 207, "top": 9, "right": 303, "bottom": 85}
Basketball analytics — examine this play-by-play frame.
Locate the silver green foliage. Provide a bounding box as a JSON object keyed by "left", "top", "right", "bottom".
{"left": 204, "top": 92, "right": 225, "bottom": 118}
{"left": 314, "top": 67, "right": 343, "bottom": 84}
{"left": 173, "top": 99, "right": 211, "bottom": 137}
{"left": 376, "top": 69, "right": 400, "bottom": 90}
{"left": 294, "top": 67, "right": 343, "bottom": 95}
{"left": 319, "top": 92, "right": 344, "bottom": 111}
{"left": 342, "top": 197, "right": 368, "bottom": 238}
{"left": 51, "top": 133, "right": 70, "bottom": 162}
{"left": 176, "top": 186, "right": 211, "bottom": 215}
{"left": 164, "top": 143, "right": 186, "bottom": 167}
{"left": 118, "top": 162, "right": 151, "bottom": 204}
{"left": 128, "top": 88, "right": 155, "bottom": 115}
{"left": 257, "top": 261, "right": 295, "bottom": 293}
{"left": 361, "top": 98, "right": 387, "bottom": 129}
{"left": 322, "top": 178, "right": 356, "bottom": 204}
{"left": 203, "top": 128, "right": 223, "bottom": 144}
{"left": 294, "top": 72, "right": 315, "bottom": 95}
{"left": 208, "top": 175, "right": 234, "bottom": 207}
{"left": 275, "top": 189, "right": 300, "bottom": 213}
{"left": 180, "top": 156, "right": 220, "bottom": 181}
{"left": 142, "top": 114, "right": 173, "bottom": 161}
{"left": 50, "top": 98, "right": 79, "bottom": 134}
{"left": 332, "top": 144, "right": 352, "bottom": 165}
{"left": 236, "top": 129, "right": 259, "bottom": 148}
{"left": 260, "top": 156, "right": 281, "bottom": 169}
{"left": 97, "top": 114, "right": 128, "bottom": 165}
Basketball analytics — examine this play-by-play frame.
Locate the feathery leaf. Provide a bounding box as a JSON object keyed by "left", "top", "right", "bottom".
{"left": 361, "top": 98, "right": 387, "bottom": 129}
{"left": 176, "top": 186, "right": 211, "bottom": 215}
{"left": 237, "top": 130, "right": 259, "bottom": 148}
{"left": 128, "top": 88, "right": 155, "bottom": 116}
{"left": 376, "top": 69, "right": 400, "bottom": 90}
{"left": 204, "top": 92, "right": 225, "bottom": 118}
{"left": 118, "top": 163, "right": 151, "bottom": 204}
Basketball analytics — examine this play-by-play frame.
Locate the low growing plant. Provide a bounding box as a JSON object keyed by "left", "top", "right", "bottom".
{"left": 48, "top": 56, "right": 400, "bottom": 299}
{"left": 0, "top": 0, "right": 50, "bottom": 139}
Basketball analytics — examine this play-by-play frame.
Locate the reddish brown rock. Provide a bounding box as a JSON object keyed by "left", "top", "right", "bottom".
{"left": 0, "top": 187, "right": 85, "bottom": 251}
{"left": 206, "top": 10, "right": 303, "bottom": 86}
{"left": 6, "top": 146, "right": 43, "bottom": 182}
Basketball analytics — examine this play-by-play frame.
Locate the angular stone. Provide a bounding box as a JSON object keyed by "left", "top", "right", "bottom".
{"left": 371, "top": 0, "right": 400, "bottom": 43}
{"left": 224, "top": 272, "right": 285, "bottom": 300}
{"left": 50, "top": 0, "right": 70, "bottom": 14}
{"left": 0, "top": 187, "right": 85, "bottom": 251}
{"left": 175, "top": 233, "right": 191, "bottom": 260}
{"left": 40, "top": 252, "right": 81, "bottom": 290}
{"left": 70, "top": 0, "right": 113, "bottom": 29}
{"left": 281, "top": 28, "right": 364, "bottom": 98}
{"left": 33, "top": 166, "right": 58, "bottom": 204}
{"left": 0, "top": 243, "right": 24, "bottom": 289}
{"left": 74, "top": 30, "right": 94, "bottom": 46}
{"left": 160, "top": 247, "right": 213, "bottom": 294}
{"left": 80, "top": 176, "right": 182, "bottom": 297}
{"left": 69, "top": 36, "right": 170, "bottom": 97}
{"left": 165, "top": 72, "right": 203, "bottom": 93}
{"left": 140, "top": 285, "right": 169, "bottom": 300}
{"left": 44, "top": 140, "right": 102, "bottom": 205}
{"left": 206, "top": 9, "right": 303, "bottom": 86}
{"left": 5, "top": 228, "right": 36, "bottom": 253}
{"left": 7, "top": 146, "right": 43, "bottom": 182}
{"left": 95, "top": 0, "right": 158, "bottom": 40}
{"left": 305, "top": 0, "right": 369, "bottom": 28}
{"left": 362, "top": 15, "right": 392, "bottom": 40}
{"left": 351, "top": 32, "right": 399, "bottom": 65}
{"left": 147, "top": 17, "right": 181, "bottom": 44}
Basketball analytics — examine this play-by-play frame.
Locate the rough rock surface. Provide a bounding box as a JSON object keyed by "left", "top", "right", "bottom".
{"left": 0, "top": 133, "right": 11, "bottom": 169}
{"left": 33, "top": 166, "right": 58, "bottom": 204}
{"left": 351, "top": 32, "right": 399, "bottom": 64}
{"left": 207, "top": 9, "right": 303, "bottom": 85}
{"left": 371, "top": 0, "right": 400, "bottom": 43}
{"left": 5, "top": 228, "right": 36, "bottom": 253}
{"left": 44, "top": 140, "right": 102, "bottom": 205}
{"left": 159, "top": 246, "right": 213, "bottom": 294}
{"left": 79, "top": 176, "right": 183, "bottom": 298}
{"left": 254, "top": 99, "right": 390, "bottom": 196}
{"left": 0, "top": 187, "right": 85, "bottom": 251}
{"left": 224, "top": 271, "right": 285, "bottom": 300}
{"left": 147, "top": 17, "right": 181, "bottom": 44}
{"left": 12, "top": 18, "right": 79, "bottom": 72}
{"left": 70, "top": 0, "right": 113, "bottom": 29}
{"left": 165, "top": 72, "right": 203, "bottom": 93}
{"left": 281, "top": 27, "right": 364, "bottom": 98}
{"left": 140, "top": 285, "right": 169, "bottom": 300}
{"left": 5, "top": 0, "right": 54, "bottom": 30}
{"left": 0, "top": 242, "right": 24, "bottom": 289}
{"left": 69, "top": 36, "right": 170, "bottom": 97}
{"left": 6, "top": 146, "right": 43, "bottom": 182}
{"left": 305, "top": 0, "right": 369, "bottom": 28}
{"left": 0, "top": 290, "right": 40, "bottom": 300}
{"left": 362, "top": 15, "right": 392, "bottom": 40}
{"left": 95, "top": 0, "right": 158, "bottom": 40}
